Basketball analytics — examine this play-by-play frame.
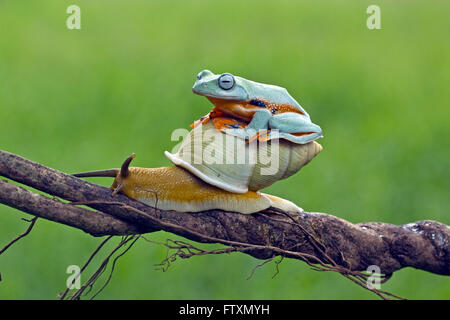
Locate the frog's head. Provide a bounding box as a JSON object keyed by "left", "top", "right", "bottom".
{"left": 193, "top": 70, "right": 249, "bottom": 101}
{"left": 192, "top": 70, "right": 311, "bottom": 120}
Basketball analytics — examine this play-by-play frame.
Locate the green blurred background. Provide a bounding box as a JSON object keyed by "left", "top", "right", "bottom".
{"left": 0, "top": 0, "right": 449, "bottom": 299}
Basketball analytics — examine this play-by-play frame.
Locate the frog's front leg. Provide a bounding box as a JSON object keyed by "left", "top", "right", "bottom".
{"left": 224, "top": 109, "right": 272, "bottom": 141}
{"left": 268, "top": 112, "right": 322, "bottom": 144}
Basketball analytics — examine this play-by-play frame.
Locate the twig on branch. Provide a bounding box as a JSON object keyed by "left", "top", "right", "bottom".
{"left": 0, "top": 150, "right": 449, "bottom": 300}
{"left": 140, "top": 236, "right": 237, "bottom": 272}
{"left": 88, "top": 235, "right": 140, "bottom": 300}
{"left": 0, "top": 216, "right": 38, "bottom": 255}
{"left": 58, "top": 235, "right": 114, "bottom": 300}
{"left": 246, "top": 256, "right": 276, "bottom": 280}
{"left": 62, "top": 235, "right": 139, "bottom": 300}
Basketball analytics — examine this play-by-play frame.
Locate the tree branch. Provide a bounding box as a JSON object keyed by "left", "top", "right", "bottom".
{"left": 0, "top": 180, "right": 140, "bottom": 236}
{"left": 0, "top": 150, "right": 448, "bottom": 282}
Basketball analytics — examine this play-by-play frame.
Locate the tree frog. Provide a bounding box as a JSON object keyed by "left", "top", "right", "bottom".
{"left": 191, "top": 70, "right": 322, "bottom": 144}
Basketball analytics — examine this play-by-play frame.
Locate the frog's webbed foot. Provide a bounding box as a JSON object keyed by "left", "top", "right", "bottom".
{"left": 223, "top": 127, "right": 272, "bottom": 143}
{"left": 262, "top": 130, "right": 322, "bottom": 144}
{"left": 247, "top": 129, "right": 271, "bottom": 143}
{"left": 223, "top": 109, "right": 272, "bottom": 142}
{"left": 268, "top": 112, "right": 323, "bottom": 144}
{"left": 190, "top": 113, "right": 211, "bottom": 128}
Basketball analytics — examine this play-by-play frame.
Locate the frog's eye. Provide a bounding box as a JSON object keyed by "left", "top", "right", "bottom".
{"left": 218, "top": 73, "right": 235, "bottom": 90}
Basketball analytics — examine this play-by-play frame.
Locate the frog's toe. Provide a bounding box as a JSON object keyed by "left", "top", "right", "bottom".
{"left": 223, "top": 128, "right": 250, "bottom": 140}
{"left": 273, "top": 131, "right": 322, "bottom": 144}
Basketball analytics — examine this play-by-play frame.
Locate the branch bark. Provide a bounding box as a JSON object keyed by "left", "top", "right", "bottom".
{"left": 0, "top": 149, "right": 449, "bottom": 279}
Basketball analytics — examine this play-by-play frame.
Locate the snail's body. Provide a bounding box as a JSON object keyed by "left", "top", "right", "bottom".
{"left": 117, "top": 166, "right": 302, "bottom": 214}
{"left": 76, "top": 165, "right": 303, "bottom": 214}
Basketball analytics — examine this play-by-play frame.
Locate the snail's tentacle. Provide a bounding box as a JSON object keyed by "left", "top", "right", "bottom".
{"left": 72, "top": 169, "right": 118, "bottom": 178}
{"left": 120, "top": 153, "right": 136, "bottom": 178}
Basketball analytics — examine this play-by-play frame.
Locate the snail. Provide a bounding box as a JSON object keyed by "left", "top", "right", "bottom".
{"left": 73, "top": 71, "right": 323, "bottom": 215}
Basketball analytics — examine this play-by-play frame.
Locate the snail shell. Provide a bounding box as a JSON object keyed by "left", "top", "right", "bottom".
{"left": 165, "top": 121, "right": 322, "bottom": 194}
